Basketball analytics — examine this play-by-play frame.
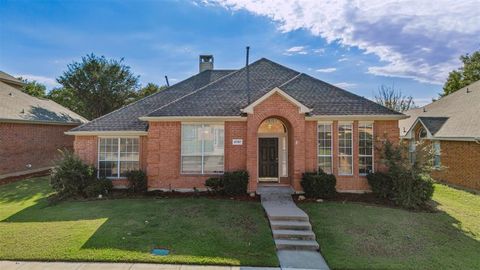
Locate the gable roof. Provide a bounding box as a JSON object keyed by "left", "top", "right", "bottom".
{"left": 0, "top": 80, "right": 87, "bottom": 125}
{"left": 0, "top": 71, "right": 25, "bottom": 88}
{"left": 241, "top": 87, "right": 312, "bottom": 114}
{"left": 400, "top": 80, "right": 480, "bottom": 140}
{"left": 70, "top": 58, "right": 404, "bottom": 133}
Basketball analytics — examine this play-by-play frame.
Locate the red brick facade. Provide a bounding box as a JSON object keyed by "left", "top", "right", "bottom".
{"left": 73, "top": 93, "right": 400, "bottom": 193}
{"left": 0, "top": 122, "right": 76, "bottom": 177}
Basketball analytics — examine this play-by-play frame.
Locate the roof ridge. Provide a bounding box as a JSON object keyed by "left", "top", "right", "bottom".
{"left": 278, "top": 72, "right": 302, "bottom": 88}
{"left": 71, "top": 70, "right": 234, "bottom": 130}
{"left": 144, "top": 58, "right": 271, "bottom": 117}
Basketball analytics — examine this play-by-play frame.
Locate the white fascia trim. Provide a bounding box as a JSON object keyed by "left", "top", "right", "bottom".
{"left": 403, "top": 118, "right": 434, "bottom": 140}
{"left": 0, "top": 118, "right": 83, "bottom": 126}
{"left": 241, "top": 87, "right": 312, "bottom": 114}
{"left": 306, "top": 114, "right": 408, "bottom": 121}
{"left": 139, "top": 116, "right": 246, "bottom": 122}
{"left": 65, "top": 131, "right": 148, "bottom": 136}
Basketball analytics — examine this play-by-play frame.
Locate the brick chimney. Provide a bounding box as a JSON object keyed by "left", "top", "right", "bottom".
{"left": 199, "top": 55, "right": 214, "bottom": 72}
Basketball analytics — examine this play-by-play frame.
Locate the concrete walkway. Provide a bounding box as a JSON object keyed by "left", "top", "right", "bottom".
{"left": 257, "top": 186, "right": 330, "bottom": 270}
{"left": 0, "top": 261, "right": 280, "bottom": 270}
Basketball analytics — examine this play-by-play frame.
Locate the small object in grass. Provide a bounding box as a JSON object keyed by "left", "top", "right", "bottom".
{"left": 151, "top": 248, "right": 169, "bottom": 256}
{"left": 298, "top": 195, "right": 306, "bottom": 201}
{"left": 122, "top": 237, "right": 126, "bottom": 240}
{"left": 249, "top": 192, "right": 255, "bottom": 198}
{"left": 145, "top": 220, "right": 149, "bottom": 223}
{"left": 98, "top": 194, "right": 103, "bottom": 199}
{"left": 316, "top": 198, "right": 323, "bottom": 202}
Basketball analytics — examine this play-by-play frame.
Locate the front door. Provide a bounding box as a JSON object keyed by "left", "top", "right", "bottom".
{"left": 259, "top": 138, "right": 279, "bottom": 180}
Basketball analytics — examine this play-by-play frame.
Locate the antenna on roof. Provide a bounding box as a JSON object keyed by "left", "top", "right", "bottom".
{"left": 246, "top": 46, "right": 251, "bottom": 104}
{"left": 165, "top": 76, "right": 170, "bottom": 87}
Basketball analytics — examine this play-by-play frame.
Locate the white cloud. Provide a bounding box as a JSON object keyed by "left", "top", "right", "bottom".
{"left": 338, "top": 57, "right": 348, "bottom": 62}
{"left": 333, "top": 82, "right": 356, "bottom": 89}
{"left": 284, "top": 46, "right": 308, "bottom": 55}
{"left": 316, "top": 68, "right": 337, "bottom": 73}
{"left": 15, "top": 74, "right": 60, "bottom": 89}
{"left": 207, "top": 0, "right": 480, "bottom": 84}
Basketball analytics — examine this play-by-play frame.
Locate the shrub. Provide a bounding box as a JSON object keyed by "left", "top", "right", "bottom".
{"left": 367, "top": 172, "right": 394, "bottom": 199}
{"left": 50, "top": 150, "right": 97, "bottom": 198}
{"left": 84, "top": 178, "right": 113, "bottom": 198}
{"left": 301, "top": 170, "right": 336, "bottom": 198}
{"left": 223, "top": 170, "right": 249, "bottom": 195}
{"left": 125, "top": 170, "right": 148, "bottom": 193}
{"left": 393, "top": 173, "right": 434, "bottom": 209}
{"left": 205, "top": 177, "right": 223, "bottom": 192}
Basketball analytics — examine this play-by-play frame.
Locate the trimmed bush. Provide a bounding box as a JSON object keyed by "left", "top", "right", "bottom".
{"left": 367, "top": 172, "right": 394, "bottom": 199}
{"left": 205, "top": 177, "right": 223, "bottom": 192}
{"left": 301, "top": 170, "right": 336, "bottom": 198}
{"left": 125, "top": 170, "right": 148, "bottom": 193}
{"left": 50, "top": 150, "right": 97, "bottom": 198}
{"left": 84, "top": 178, "right": 113, "bottom": 198}
{"left": 223, "top": 170, "right": 249, "bottom": 196}
{"left": 393, "top": 173, "right": 435, "bottom": 209}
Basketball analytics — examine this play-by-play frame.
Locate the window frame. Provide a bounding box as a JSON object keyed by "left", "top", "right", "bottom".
{"left": 317, "top": 122, "right": 333, "bottom": 174}
{"left": 97, "top": 136, "right": 140, "bottom": 179}
{"left": 180, "top": 123, "right": 225, "bottom": 175}
{"left": 358, "top": 122, "right": 374, "bottom": 176}
{"left": 338, "top": 122, "right": 353, "bottom": 176}
{"left": 433, "top": 140, "right": 441, "bottom": 169}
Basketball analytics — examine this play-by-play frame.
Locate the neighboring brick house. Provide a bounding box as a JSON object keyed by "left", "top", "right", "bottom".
{"left": 0, "top": 71, "right": 87, "bottom": 180}
{"left": 400, "top": 80, "right": 480, "bottom": 190}
{"left": 67, "top": 56, "right": 405, "bottom": 193}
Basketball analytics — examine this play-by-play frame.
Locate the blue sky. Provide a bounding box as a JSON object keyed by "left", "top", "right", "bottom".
{"left": 1, "top": 0, "right": 479, "bottom": 105}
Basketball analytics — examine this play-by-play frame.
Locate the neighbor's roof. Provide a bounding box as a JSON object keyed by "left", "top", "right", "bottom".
{"left": 0, "top": 80, "right": 87, "bottom": 125}
{"left": 400, "top": 80, "right": 480, "bottom": 139}
{"left": 0, "top": 71, "right": 25, "bottom": 87}
{"left": 71, "top": 58, "right": 403, "bottom": 132}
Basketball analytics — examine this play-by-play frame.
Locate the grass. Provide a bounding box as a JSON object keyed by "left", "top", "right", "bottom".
{"left": 300, "top": 184, "right": 480, "bottom": 270}
{"left": 0, "top": 177, "right": 278, "bottom": 266}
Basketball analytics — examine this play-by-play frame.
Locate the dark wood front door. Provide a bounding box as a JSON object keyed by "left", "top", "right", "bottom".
{"left": 259, "top": 138, "right": 279, "bottom": 178}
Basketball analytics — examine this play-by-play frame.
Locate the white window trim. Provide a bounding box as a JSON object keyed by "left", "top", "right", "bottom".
{"left": 358, "top": 122, "right": 374, "bottom": 176}
{"left": 338, "top": 123, "right": 353, "bottom": 176}
{"left": 317, "top": 123, "right": 333, "bottom": 174}
{"left": 97, "top": 136, "right": 140, "bottom": 179}
{"left": 180, "top": 123, "right": 225, "bottom": 175}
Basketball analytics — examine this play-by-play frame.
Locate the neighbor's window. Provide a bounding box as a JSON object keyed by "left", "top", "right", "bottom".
{"left": 317, "top": 123, "right": 332, "bottom": 174}
{"left": 358, "top": 122, "right": 374, "bottom": 175}
{"left": 181, "top": 124, "right": 224, "bottom": 174}
{"left": 433, "top": 141, "right": 441, "bottom": 168}
{"left": 98, "top": 137, "right": 139, "bottom": 178}
{"left": 338, "top": 123, "right": 353, "bottom": 175}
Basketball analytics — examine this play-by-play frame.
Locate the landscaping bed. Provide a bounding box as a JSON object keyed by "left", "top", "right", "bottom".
{"left": 0, "top": 177, "right": 278, "bottom": 266}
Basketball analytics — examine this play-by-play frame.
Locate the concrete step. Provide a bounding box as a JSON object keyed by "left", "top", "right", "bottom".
{"left": 270, "top": 220, "right": 312, "bottom": 230}
{"left": 272, "top": 229, "right": 316, "bottom": 240}
{"left": 275, "top": 239, "right": 320, "bottom": 251}
{"left": 268, "top": 214, "right": 309, "bottom": 222}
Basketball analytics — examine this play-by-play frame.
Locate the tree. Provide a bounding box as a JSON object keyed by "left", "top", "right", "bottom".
{"left": 134, "top": 83, "right": 166, "bottom": 101}
{"left": 57, "top": 54, "right": 139, "bottom": 120}
{"left": 374, "top": 84, "right": 415, "bottom": 112}
{"left": 442, "top": 50, "right": 480, "bottom": 96}
{"left": 18, "top": 78, "right": 46, "bottom": 98}
{"left": 47, "top": 87, "right": 84, "bottom": 115}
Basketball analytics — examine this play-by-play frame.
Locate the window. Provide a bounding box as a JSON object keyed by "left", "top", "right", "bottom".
{"left": 433, "top": 141, "right": 441, "bottom": 168}
{"left": 418, "top": 127, "right": 428, "bottom": 140}
{"left": 338, "top": 123, "right": 353, "bottom": 175}
{"left": 181, "top": 124, "right": 224, "bottom": 174}
{"left": 409, "top": 140, "right": 416, "bottom": 164}
{"left": 98, "top": 138, "right": 139, "bottom": 178}
{"left": 359, "top": 123, "right": 374, "bottom": 175}
{"left": 317, "top": 123, "right": 332, "bottom": 174}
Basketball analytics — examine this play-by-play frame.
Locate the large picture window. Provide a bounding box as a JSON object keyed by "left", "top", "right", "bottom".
{"left": 359, "top": 122, "right": 374, "bottom": 175}
{"left": 338, "top": 123, "right": 353, "bottom": 175}
{"left": 317, "top": 123, "right": 332, "bottom": 174}
{"left": 181, "top": 124, "right": 224, "bottom": 174}
{"left": 98, "top": 137, "right": 139, "bottom": 178}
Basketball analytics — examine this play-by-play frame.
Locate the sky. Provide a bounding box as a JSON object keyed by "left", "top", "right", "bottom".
{"left": 1, "top": 0, "right": 479, "bottom": 106}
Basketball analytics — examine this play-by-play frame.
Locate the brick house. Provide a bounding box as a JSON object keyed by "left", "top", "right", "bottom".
{"left": 400, "top": 80, "right": 480, "bottom": 191}
{"left": 0, "top": 71, "right": 87, "bottom": 180}
{"left": 67, "top": 56, "right": 406, "bottom": 193}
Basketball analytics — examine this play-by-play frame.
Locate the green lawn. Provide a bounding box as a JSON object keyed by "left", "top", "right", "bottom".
{"left": 0, "top": 177, "right": 278, "bottom": 266}
{"left": 300, "top": 184, "right": 480, "bottom": 270}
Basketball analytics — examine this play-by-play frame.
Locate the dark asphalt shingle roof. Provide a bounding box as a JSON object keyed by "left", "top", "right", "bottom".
{"left": 72, "top": 58, "right": 402, "bottom": 132}
{"left": 418, "top": 117, "right": 449, "bottom": 136}
{"left": 70, "top": 69, "right": 235, "bottom": 131}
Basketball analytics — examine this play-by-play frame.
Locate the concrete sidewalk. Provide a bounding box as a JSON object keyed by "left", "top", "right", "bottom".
{"left": 0, "top": 261, "right": 280, "bottom": 270}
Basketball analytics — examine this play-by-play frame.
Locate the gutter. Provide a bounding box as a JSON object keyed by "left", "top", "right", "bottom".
{"left": 0, "top": 118, "right": 84, "bottom": 126}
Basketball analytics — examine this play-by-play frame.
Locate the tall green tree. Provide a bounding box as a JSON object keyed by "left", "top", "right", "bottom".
{"left": 374, "top": 84, "right": 415, "bottom": 112}
{"left": 442, "top": 50, "right": 480, "bottom": 96}
{"left": 18, "top": 78, "right": 46, "bottom": 98}
{"left": 47, "top": 87, "right": 85, "bottom": 115}
{"left": 57, "top": 54, "right": 139, "bottom": 120}
{"left": 135, "top": 83, "right": 166, "bottom": 100}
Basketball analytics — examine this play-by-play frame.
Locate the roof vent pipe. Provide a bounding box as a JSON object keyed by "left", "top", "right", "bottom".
{"left": 423, "top": 107, "right": 426, "bottom": 112}
{"left": 467, "top": 88, "right": 470, "bottom": 93}
{"left": 165, "top": 75, "right": 170, "bottom": 87}
{"left": 246, "top": 46, "right": 251, "bottom": 104}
